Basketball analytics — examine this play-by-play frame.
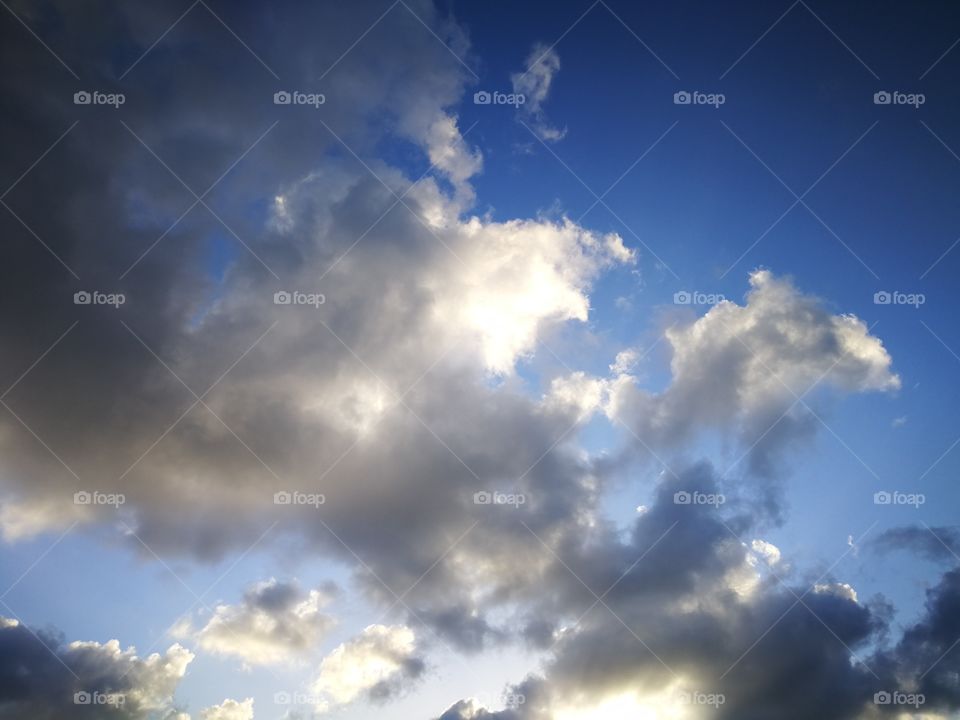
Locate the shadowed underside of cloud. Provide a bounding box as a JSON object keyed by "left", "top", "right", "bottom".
{"left": 870, "top": 525, "right": 960, "bottom": 564}
{"left": 175, "top": 578, "right": 338, "bottom": 667}
{"left": 310, "top": 624, "right": 425, "bottom": 709}
{"left": 0, "top": 617, "right": 192, "bottom": 719}
{"left": 432, "top": 474, "right": 960, "bottom": 719}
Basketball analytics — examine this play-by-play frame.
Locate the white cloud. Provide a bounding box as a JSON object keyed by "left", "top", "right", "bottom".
{"left": 511, "top": 44, "right": 566, "bottom": 141}
{"left": 545, "top": 371, "right": 608, "bottom": 418}
{"left": 813, "top": 582, "right": 859, "bottom": 603}
{"left": 310, "top": 624, "right": 423, "bottom": 707}
{"left": 64, "top": 640, "right": 194, "bottom": 712}
{"left": 185, "top": 579, "right": 336, "bottom": 666}
{"left": 423, "top": 113, "right": 483, "bottom": 207}
{"left": 749, "top": 538, "right": 782, "bottom": 567}
{"left": 432, "top": 217, "right": 634, "bottom": 374}
{"left": 605, "top": 270, "right": 900, "bottom": 475}
{"left": 0, "top": 618, "right": 196, "bottom": 719}
{"left": 199, "top": 698, "right": 255, "bottom": 720}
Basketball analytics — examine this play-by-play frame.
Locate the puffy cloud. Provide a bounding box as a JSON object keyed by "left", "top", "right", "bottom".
{"left": 2, "top": 2, "right": 951, "bottom": 719}
{"left": 608, "top": 271, "right": 899, "bottom": 450}
{"left": 0, "top": 4, "right": 629, "bottom": 639}
{"left": 310, "top": 624, "right": 424, "bottom": 707}
{"left": 511, "top": 44, "right": 566, "bottom": 142}
{"left": 180, "top": 579, "right": 336, "bottom": 666}
{"left": 747, "top": 538, "right": 782, "bottom": 567}
{"left": 523, "top": 270, "right": 901, "bottom": 519}
{"left": 0, "top": 617, "right": 192, "bottom": 719}
{"left": 609, "top": 348, "right": 640, "bottom": 376}
{"left": 429, "top": 460, "right": 950, "bottom": 720}
{"left": 422, "top": 113, "right": 483, "bottom": 207}
{"left": 438, "top": 218, "right": 633, "bottom": 374}
{"left": 199, "top": 698, "right": 254, "bottom": 720}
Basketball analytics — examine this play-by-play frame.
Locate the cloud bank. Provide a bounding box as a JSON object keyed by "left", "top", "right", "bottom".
{"left": 0, "top": 2, "right": 951, "bottom": 720}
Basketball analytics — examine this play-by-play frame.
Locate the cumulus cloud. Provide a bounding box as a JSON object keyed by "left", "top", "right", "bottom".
{"left": 608, "top": 269, "right": 899, "bottom": 442}
{"left": 432, "top": 464, "right": 891, "bottom": 720}
{"left": 179, "top": 579, "right": 337, "bottom": 667}
{"left": 310, "top": 624, "right": 424, "bottom": 708}
{"left": 199, "top": 698, "right": 254, "bottom": 720}
{"left": 0, "top": 6, "right": 630, "bottom": 643}
{"left": 437, "top": 217, "right": 633, "bottom": 374}
{"left": 511, "top": 44, "right": 566, "bottom": 142}
{"left": 1, "top": 2, "right": 952, "bottom": 719}
{"left": 537, "top": 269, "right": 900, "bottom": 517}
{"left": 0, "top": 617, "right": 192, "bottom": 719}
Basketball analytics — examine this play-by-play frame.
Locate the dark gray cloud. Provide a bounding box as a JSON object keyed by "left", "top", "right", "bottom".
{"left": 870, "top": 525, "right": 960, "bottom": 564}
{"left": 0, "top": 617, "right": 192, "bottom": 719}
{"left": 431, "top": 464, "right": 960, "bottom": 720}
{"left": 878, "top": 568, "right": 960, "bottom": 713}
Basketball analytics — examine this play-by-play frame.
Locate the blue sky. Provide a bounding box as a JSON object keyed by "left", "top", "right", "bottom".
{"left": 1, "top": 1, "right": 960, "bottom": 719}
